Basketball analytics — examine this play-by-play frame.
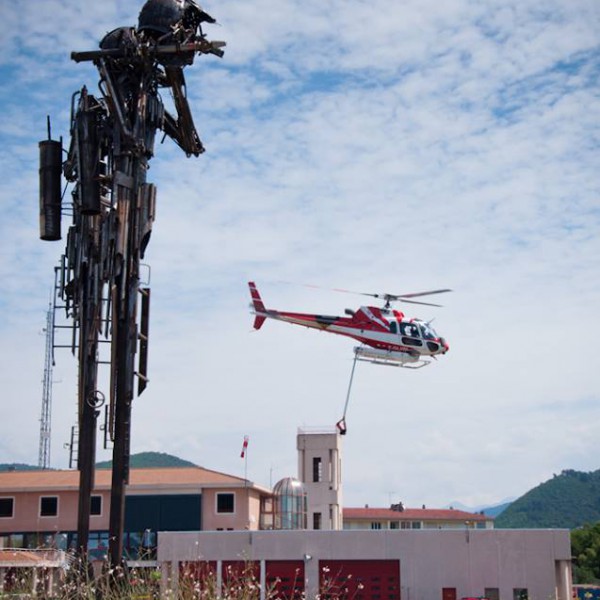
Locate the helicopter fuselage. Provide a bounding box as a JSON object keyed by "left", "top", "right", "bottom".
{"left": 249, "top": 282, "right": 449, "bottom": 361}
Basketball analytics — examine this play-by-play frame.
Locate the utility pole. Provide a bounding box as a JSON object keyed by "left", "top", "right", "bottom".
{"left": 38, "top": 0, "right": 225, "bottom": 565}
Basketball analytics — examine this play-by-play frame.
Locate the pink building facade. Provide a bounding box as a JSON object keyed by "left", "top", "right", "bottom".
{"left": 0, "top": 467, "right": 271, "bottom": 557}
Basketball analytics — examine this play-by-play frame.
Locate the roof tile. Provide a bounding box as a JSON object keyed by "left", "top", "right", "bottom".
{"left": 343, "top": 507, "right": 492, "bottom": 521}
{"left": 0, "top": 466, "right": 251, "bottom": 491}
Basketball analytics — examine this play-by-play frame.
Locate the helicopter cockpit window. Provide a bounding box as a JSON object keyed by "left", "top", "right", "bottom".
{"left": 389, "top": 321, "right": 398, "bottom": 334}
{"left": 419, "top": 323, "right": 437, "bottom": 340}
{"left": 400, "top": 323, "right": 420, "bottom": 338}
{"left": 400, "top": 322, "right": 422, "bottom": 347}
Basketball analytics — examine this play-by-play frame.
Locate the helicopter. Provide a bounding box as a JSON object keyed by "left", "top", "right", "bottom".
{"left": 248, "top": 281, "right": 451, "bottom": 368}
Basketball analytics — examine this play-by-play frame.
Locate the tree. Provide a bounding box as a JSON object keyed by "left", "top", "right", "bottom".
{"left": 571, "top": 522, "right": 600, "bottom": 584}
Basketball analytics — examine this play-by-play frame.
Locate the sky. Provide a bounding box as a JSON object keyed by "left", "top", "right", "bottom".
{"left": 0, "top": 0, "right": 598, "bottom": 510}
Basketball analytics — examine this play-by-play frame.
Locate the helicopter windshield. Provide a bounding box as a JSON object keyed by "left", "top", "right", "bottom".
{"left": 419, "top": 323, "right": 438, "bottom": 340}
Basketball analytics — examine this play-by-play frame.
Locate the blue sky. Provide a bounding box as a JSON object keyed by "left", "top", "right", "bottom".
{"left": 0, "top": 0, "right": 598, "bottom": 509}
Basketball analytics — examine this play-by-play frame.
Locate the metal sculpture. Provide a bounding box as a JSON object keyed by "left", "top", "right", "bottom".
{"left": 38, "top": 0, "right": 224, "bottom": 565}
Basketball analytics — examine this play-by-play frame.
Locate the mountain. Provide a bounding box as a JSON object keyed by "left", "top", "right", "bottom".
{"left": 0, "top": 463, "right": 43, "bottom": 472}
{"left": 0, "top": 453, "right": 198, "bottom": 472}
{"left": 495, "top": 469, "right": 600, "bottom": 529}
{"left": 446, "top": 500, "right": 513, "bottom": 517}
{"left": 481, "top": 502, "right": 512, "bottom": 518}
{"left": 95, "top": 451, "right": 197, "bottom": 469}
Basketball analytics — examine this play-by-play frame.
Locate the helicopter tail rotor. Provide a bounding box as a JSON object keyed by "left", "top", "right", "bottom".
{"left": 249, "top": 281, "right": 268, "bottom": 330}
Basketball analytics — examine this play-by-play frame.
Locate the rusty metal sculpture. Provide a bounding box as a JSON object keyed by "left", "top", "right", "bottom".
{"left": 38, "top": 0, "right": 224, "bottom": 566}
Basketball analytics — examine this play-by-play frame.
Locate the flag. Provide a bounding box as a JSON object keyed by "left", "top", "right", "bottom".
{"left": 240, "top": 435, "right": 249, "bottom": 459}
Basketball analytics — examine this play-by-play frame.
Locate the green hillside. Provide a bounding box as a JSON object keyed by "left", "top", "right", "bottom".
{"left": 96, "top": 451, "right": 197, "bottom": 469}
{"left": 495, "top": 469, "right": 600, "bottom": 529}
{"left": 0, "top": 453, "right": 197, "bottom": 472}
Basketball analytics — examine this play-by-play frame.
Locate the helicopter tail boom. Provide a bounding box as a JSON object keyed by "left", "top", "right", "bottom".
{"left": 249, "top": 282, "right": 267, "bottom": 330}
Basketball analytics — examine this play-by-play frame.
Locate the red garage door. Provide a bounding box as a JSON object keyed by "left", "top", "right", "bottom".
{"left": 179, "top": 560, "right": 218, "bottom": 591}
{"left": 320, "top": 560, "right": 400, "bottom": 600}
{"left": 266, "top": 560, "right": 305, "bottom": 600}
{"left": 222, "top": 560, "right": 260, "bottom": 587}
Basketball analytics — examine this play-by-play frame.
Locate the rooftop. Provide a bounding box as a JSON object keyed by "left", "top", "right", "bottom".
{"left": 0, "top": 466, "right": 270, "bottom": 493}
{"left": 344, "top": 507, "right": 493, "bottom": 522}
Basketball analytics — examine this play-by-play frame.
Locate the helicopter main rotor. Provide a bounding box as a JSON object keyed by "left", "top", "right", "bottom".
{"left": 289, "top": 282, "right": 452, "bottom": 309}
{"left": 361, "top": 289, "right": 452, "bottom": 309}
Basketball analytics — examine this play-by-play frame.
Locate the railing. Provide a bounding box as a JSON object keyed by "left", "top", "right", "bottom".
{"left": 297, "top": 426, "right": 339, "bottom": 435}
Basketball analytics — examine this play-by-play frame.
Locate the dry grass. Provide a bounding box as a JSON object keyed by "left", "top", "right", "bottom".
{"left": 0, "top": 558, "right": 302, "bottom": 600}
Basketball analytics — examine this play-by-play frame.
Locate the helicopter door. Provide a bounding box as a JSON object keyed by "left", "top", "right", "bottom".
{"left": 400, "top": 322, "right": 422, "bottom": 347}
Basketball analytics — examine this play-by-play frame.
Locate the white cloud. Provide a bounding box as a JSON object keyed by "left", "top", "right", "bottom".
{"left": 0, "top": 0, "right": 598, "bottom": 510}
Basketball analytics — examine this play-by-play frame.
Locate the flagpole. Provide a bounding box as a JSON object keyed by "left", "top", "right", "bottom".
{"left": 240, "top": 435, "right": 249, "bottom": 528}
{"left": 241, "top": 435, "right": 249, "bottom": 486}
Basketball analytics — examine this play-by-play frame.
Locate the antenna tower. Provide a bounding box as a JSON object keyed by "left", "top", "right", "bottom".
{"left": 38, "top": 298, "right": 55, "bottom": 469}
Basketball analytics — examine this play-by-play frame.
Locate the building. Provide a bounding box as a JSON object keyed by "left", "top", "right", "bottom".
{"left": 0, "top": 466, "right": 271, "bottom": 559}
{"left": 297, "top": 428, "right": 343, "bottom": 530}
{"left": 158, "top": 528, "right": 572, "bottom": 600}
{"left": 0, "top": 430, "right": 573, "bottom": 599}
{"left": 343, "top": 506, "right": 494, "bottom": 530}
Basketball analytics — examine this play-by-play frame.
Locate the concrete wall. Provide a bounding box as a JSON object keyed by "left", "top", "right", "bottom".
{"left": 158, "top": 529, "right": 572, "bottom": 600}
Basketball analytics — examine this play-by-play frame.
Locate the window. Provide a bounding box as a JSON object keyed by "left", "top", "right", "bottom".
{"left": 91, "top": 495, "right": 102, "bottom": 516}
{"left": 371, "top": 522, "right": 382, "bottom": 529}
{"left": 312, "top": 457, "right": 322, "bottom": 482}
{"left": 88, "top": 532, "right": 109, "bottom": 561}
{"left": 126, "top": 494, "right": 201, "bottom": 531}
{"left": 216, "top": 493, "right": 235, "bottom": 514}
{"left": 390, "top": 521, "right": 399, "bottom": 529}
{"left": 400, "top": 322, "right": 420, "bottom": 338}
{"left": 0, "top": 497, "right": 14, "bottom": 518}
{"left": 513, "top": 589, "right": 528, "bottom": 600}
{"left": 485, "top": 588, "right": 500, "bottom": 600}
{"left": 7, "top": 534, "right": 24, "bottom": 548}
{"left": 40, "top": 496, "right": 58, "bottom": 517}
{"left": 402, "top": 336, "right": 423, "bottom": 347}
{"left": 419, "top": 323, "right": 438, "bottom": 340}
{"left": 313, "top": 512, "right": 322, "bottom": 530}
{"left": 389, "top": 321, "right": 398, "bottom": 334}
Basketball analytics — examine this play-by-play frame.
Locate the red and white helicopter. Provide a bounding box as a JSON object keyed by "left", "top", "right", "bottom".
{"left": 248, "top": 282, "right": 451, "bottom": 368}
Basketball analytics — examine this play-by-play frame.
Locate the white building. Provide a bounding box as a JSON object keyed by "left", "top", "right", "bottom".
{"left": 158, "top": 528, "right": 572, "bottom": 600}
{"left": 343, "top": 506, "right": 494, "bottom": 530}
{"left": 297, "top": 427, "right": 343, "bottom": 530}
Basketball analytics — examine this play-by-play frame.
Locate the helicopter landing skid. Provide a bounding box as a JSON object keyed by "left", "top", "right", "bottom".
{"left": 353, "top": 346, "right": 431, "bottom": 369}
{"left": 355, "top": 356, "right": 430, "bottom": 368}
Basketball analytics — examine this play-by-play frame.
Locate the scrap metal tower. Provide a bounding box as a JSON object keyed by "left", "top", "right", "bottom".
{"left": 38, "top": 0, "right": 224, "bottom": 566}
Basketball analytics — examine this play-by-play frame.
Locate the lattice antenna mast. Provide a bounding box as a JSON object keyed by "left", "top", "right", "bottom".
{"left": 38, "top": 297, "right": 56, "bottom": 469}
